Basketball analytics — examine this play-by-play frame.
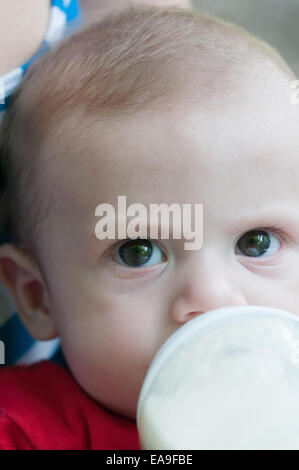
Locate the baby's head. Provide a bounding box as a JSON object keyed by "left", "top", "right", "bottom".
{"left": 0, "top": 5, "right": 298, "bottom": 420}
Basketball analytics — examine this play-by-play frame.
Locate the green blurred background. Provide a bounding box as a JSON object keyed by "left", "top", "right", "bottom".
{"left": 192, "top": 0, "right": 299, "bottom": 76}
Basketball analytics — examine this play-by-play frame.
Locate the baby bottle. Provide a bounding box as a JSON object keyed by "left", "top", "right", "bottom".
{"left": 137, "top": 305, "right": 299, "bottom": 450}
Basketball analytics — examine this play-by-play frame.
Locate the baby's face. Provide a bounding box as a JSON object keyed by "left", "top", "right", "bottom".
{"left": 37, "top": 70, "right": 299, "bottom": 420}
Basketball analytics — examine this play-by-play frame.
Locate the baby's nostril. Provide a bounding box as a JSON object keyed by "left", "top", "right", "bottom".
{"left": 188, "top": 311, "right": 205, "bottom": 318}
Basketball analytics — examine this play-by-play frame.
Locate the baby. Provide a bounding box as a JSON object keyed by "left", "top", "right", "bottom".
{"left": 0, "top": 3, "right": 298, "bottom": 450}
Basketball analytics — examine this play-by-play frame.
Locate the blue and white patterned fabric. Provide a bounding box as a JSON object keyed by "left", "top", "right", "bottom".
{"left": 0, "top": 0, "right": 82, "bottom": 366}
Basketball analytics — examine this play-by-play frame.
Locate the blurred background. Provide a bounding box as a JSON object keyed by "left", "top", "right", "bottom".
{"left": 192, "top": 0, "right": 299, "bottom": 76}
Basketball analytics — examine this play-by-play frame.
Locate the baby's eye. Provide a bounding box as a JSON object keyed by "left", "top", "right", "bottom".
{"left": 113, "top": 238, "right": 166, "bottom": 268}
{"left": 235, "top": 230, "right": 280, "bottom": 258}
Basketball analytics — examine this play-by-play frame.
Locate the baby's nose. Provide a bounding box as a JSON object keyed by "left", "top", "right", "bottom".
{"left": 170, "top": 269, "right": 247, "bottom": 324}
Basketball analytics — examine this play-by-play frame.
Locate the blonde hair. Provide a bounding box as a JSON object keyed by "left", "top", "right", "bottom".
{"left": 0, "top": 4, "right": 293, "bottom": 258}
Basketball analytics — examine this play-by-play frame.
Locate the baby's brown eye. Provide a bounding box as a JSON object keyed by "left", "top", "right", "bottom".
{"left": 114, "top": 239, "right": 165, "bottom": 268}
{"left": 236, "top": 230, "right": 274, "bottom": 257}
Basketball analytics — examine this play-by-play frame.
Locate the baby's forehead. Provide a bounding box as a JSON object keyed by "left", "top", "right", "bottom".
{"left": 45, "top": 83, "right": 299, "bottom": 193}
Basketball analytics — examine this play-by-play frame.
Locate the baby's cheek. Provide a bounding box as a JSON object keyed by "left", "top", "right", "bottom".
{"left": 232, "top": 259, "right": 299, "bottom": 317}
{"left": 63, "top": 321, "right": 151, "bottom": 418}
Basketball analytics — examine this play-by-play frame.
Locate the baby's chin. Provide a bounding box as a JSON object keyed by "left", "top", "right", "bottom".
{"left": 95, "top": 396, "right": 138, "bottom": 422}
{"left": 75, "top": 371, "right": 140, "bottom": 421}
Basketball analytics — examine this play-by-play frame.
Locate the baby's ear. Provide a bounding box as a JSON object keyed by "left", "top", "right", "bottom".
{"left": 0, "top": 243, "right": 57, "bottom": 341}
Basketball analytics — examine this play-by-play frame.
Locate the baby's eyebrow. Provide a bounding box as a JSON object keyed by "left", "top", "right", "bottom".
{"left": 229, "top": 207, "right": 299, "bottom": 238}
{"left": 76, "top": 213, "right": 188, "bottom": 246}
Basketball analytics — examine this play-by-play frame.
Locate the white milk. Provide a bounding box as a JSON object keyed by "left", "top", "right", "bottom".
{"left": 137, "top": 306, "right": 299, "bottom": 450}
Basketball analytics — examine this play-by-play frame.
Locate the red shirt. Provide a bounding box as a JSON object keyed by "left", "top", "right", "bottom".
{"left": 0, "top": 360, "right": 140, "bottom": 450}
